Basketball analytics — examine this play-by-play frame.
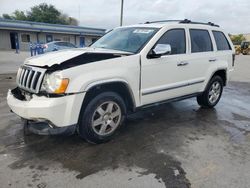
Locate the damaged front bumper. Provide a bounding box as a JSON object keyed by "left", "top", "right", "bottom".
{"left": 7, "top": 87, "right": 86, "bottom": 128}
{"left": 23, "top": 119, "right": 76, "bottom": 136}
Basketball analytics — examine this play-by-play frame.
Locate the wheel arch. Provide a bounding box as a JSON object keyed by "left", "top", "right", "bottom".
{"left": 210, "top": 69, "right": 227, "bottom": 86}
{"left": 81, "top": 80, "right": 136, "bottom": 116}
{"left": 202, "top": 69, "right": 227, "bottom": 93}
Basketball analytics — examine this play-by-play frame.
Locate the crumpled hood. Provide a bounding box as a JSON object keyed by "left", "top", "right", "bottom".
{"left": 24, "top": 47, "right": 132, "bottom": 67}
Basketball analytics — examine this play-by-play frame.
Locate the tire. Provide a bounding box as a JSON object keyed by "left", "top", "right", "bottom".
{"left": 77, "top": 92, "right": 126, "bottom": 144}
{"left": 197, "top": 76, "right": 223, "bottom": 108}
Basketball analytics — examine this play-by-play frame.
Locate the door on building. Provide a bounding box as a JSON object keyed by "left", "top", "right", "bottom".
{"left": 80, "top": 37, "right": 85, "bottom": 47}
{"left": 10, "top": 32, "right": 18, "bottom": 49}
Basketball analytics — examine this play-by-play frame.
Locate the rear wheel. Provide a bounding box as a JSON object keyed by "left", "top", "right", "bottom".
{"left": 197, "top": 76, "right": 223, "bottom": 108}
{"left": 77, "top": 92, "right": 126, "bottom": 144}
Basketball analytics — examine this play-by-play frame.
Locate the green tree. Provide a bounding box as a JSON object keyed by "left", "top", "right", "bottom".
{"left": 13, "top": 10, "right": 27, "bottom": 20}
{"left": 1, "top": 3, "right": 78, "bottom": 25}
{"left": 2, "top": 14, "right": 12, "bottom": 19}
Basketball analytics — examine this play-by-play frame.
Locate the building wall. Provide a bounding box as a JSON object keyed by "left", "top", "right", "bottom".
{"left": 18, "top": 31, "right": 37, "bottom": 50}
{"left": 0, "top": 30, "right": 11, "bottom": 50}
{"left": 37, "top": 33, "right": 76, "bottom": 44}
{"left": 75, "top": 35, "right": 97, "bottom": 47}
{"left": 0, "top": 29, "right": 101, "bottom": 51}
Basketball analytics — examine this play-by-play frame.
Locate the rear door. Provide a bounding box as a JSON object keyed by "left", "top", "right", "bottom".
{"left": 181, "top": 28, "right": 215, "bottom": 93}
{"left": 212, "top": 30, "right": 234, "bottom": 69}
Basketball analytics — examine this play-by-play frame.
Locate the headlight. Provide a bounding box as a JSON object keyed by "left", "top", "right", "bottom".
{"left": 41, "top": 72, "right": 69, "bottom": 94}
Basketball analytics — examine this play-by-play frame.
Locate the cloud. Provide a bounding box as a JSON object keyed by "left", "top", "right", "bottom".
{"left": 0, "top": 0, "right": 249, "bottom": 34}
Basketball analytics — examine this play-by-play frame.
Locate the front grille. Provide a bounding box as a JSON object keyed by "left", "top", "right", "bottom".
{"left": 16, "top": 65, "right": 46, "bottom": 93}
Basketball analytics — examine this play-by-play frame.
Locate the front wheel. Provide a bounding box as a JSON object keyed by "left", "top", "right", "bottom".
{"left": 77, "top": 92, "right": 126, "bottom": 144}
{"left": 197, "top": 76, "right": 223, "bottom": 108}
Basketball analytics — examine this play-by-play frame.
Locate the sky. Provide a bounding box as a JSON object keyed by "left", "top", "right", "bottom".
{"left": 0, "top": 0, "right": 249, "bottom": 34}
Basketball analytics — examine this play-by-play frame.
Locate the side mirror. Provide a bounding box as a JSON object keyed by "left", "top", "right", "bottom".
{"left": 148, "top": 44, "right": 171, "bottom": 58}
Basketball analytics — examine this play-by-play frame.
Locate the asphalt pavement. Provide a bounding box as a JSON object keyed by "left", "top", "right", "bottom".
{"left": 0, "top": 52, "right": 249, "bottom": 188}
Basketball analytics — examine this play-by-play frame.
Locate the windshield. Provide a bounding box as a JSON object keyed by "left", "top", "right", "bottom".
{"left": 91, "top": 27, "right": 158, "bottom": 53}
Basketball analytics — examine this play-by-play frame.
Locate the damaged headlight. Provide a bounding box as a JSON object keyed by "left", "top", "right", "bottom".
{"left": 41, "top": 72, "right": 69, "bottom": 94}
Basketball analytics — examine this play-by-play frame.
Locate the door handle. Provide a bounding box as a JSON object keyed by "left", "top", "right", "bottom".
{"left": 209, "top": 59, "right": 217, "bottom": 62}
{"left": 177, "top": 61, "right": 189, "bottom": 66}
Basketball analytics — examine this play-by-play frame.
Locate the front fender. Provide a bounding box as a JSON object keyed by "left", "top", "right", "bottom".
{"left": 61, "top": 54, "right": 141, "bottom": 106}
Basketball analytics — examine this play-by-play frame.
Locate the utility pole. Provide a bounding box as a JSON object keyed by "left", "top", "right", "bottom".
{"left": 78, "top": 4, "right": 80, "bottom": 22}
{"left": 120, "top": 0, "right": 124, "bottom": 26}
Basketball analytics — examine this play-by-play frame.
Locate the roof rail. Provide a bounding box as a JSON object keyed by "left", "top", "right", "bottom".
{"left": 180, "top": 19, "right": 220, "bottom": 27}
{"left": 144, "top": 20, "right": 183, "bottom": 24}
{"left": 144, "top": 19, "right": 220, "bottom": 27}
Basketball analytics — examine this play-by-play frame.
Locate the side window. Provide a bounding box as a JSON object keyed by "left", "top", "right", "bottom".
{"left": 213, "top": 31, "right": 231, "bottom": 51}
{"left": 67, "top": 43, "right": 76, "bottom": 47}
{"left": 157, "top": 29, "right": 186, "bottom": 55}
{"left": 21, "top": 34, "right": 30, "bottom": 43}
{"left": 190, "top": 29, "right": 213, "bottom": 53}
{"left": 57, "top": 42, "right": 67, "bottom": 46}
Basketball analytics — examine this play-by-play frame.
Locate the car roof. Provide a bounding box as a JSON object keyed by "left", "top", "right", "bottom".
{"left": 46, "top": 41, "right": 72, "bottom": 45}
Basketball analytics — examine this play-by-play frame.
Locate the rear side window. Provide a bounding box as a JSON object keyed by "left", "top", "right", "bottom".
{"left": 190, "top": 29, "right": 213, "bottom": 53}
{"left": 157, "top": 29, "right": 186, "bottom": 55}
{"left": 213, "top": 31, "right": 231, "bottom": 51}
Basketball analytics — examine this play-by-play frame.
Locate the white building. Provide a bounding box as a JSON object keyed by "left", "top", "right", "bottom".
{"left": 0, "top": 19, "right": 105, "bottom": 51}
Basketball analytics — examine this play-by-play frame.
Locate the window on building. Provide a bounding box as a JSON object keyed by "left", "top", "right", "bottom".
{"left": 156, "top": 29, "right": 186, "bottom": 55}
{"left": 212, "top": 31, "right": 231, "bottom": 51}
{"left": 63, "top": 36, "right": 70, "bottom": 42}
{"left": 21, "top": 34, "right": 30, "bottom": 43}
{"left": 190, "top": 29, "right": 213, "bottom": 53}
{"left": 46, "top": 35, "right": 53, "bottom": 42}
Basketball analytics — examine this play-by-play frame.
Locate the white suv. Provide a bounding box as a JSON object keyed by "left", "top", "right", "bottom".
{"left": 7, "top": 19, "right": 235, "bottom": 143}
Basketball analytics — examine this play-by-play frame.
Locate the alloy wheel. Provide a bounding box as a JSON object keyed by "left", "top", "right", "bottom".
{"left": 91, "top": 101, "right": 122, "bottom": 136}
{"left": 208, "top": 81, "right": 221, "bottom": 104}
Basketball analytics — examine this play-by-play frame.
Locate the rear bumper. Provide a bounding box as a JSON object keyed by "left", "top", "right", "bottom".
{"left": 7, "top": 89, "right": 86, "bottom": 127}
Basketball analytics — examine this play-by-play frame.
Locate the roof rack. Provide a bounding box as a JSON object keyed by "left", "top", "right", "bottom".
{"left": 144, "top": 20, "right": 183, "bottom": 24}
{"left": 144, "top": 19, "right": 220, "bottom": 27}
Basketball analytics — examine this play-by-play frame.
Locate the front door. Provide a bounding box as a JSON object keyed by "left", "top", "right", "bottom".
{"left": 10, "top": 32, "right": 18, "bottom": 49}
{"left": 140, "top": 28, "right": 198, "bottom": 105}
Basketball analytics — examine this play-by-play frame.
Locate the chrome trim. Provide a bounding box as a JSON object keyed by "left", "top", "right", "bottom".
{"left": 177, "top": 61, "right": 189, "bottom": 66}
{"left": 142, "top": 79, "right": 205, "bottom": 96}
{"left": 16, "top": 65, "right": 46, "bottom": 93}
